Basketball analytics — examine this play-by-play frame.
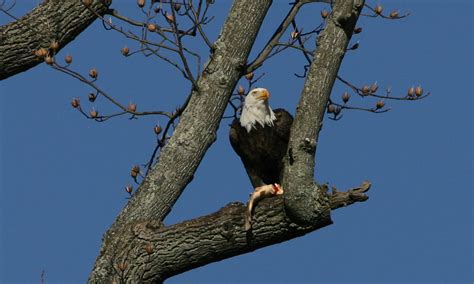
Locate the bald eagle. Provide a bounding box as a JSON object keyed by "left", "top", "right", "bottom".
{"left": 229, "top": 88, "right": 293, "bottom": 188}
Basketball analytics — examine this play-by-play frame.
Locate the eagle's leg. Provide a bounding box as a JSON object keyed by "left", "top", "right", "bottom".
{"left": 244, "top": 166, "right": 266, "bottom": 189}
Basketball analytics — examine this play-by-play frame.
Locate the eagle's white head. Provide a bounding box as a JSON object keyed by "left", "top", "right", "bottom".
{"left": 240, "top": 88, "right": 276, "bottom": 133}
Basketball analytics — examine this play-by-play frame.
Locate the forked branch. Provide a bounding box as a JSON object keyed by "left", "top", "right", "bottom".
{"left": 99, "top": 181, "right": 370, "bottom": 283}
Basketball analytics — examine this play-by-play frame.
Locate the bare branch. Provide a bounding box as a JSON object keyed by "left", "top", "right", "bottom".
{"left": 0, "top": 0, "right": 18, "bottom": 21}
{"left": 50, "top": 62, "right": 172, "bottom": 119}
{"left": 245, "top": 0, "right": 308, "bottom": 73}
{"left": 329, "top": 181, "right": 371, "bottom": 209}
{"left": 168, "top": 2, "right": 199, "bottom": 88}
{"left": 87, "top": 8, "right": 180, "bottom": 53}
{"left": 363, "top": 3, "right": 410, "bottom": 19}
{"left": 187, "top": 0, "right": 213, "bottom": 49}
{"left": 105, "top": 8, "right": 196, "bottom": 35}
{"left": 337, "top": 75, "right": 431, "bottom": 101}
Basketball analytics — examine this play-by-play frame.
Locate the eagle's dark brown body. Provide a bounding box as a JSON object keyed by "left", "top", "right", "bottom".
{"left": 229, "top": 108, "right": 293, "bottom": 188}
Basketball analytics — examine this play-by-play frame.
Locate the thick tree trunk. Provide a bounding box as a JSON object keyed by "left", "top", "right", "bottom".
{"left": 282, "top": 0, "right": 365, "bottom": 224}
{"left": 0, "top": 1, "right": 108, "bottom": 80}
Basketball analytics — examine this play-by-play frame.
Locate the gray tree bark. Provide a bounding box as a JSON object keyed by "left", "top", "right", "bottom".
{"left": 1, "top": 0, "right": 368, "bottom": 283}
{"left": 0, "top": 0, "right": 110, "bottom": 80}
{"left": 93, "top": 182, "right": 370, "bottom": 283}
{"left": 282, "top": 0, "right": 365, "bottom": 224}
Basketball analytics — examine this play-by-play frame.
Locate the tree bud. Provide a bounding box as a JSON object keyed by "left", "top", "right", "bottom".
{"left": 375, "top": 100, "right": 385, "bottom": 109}
{"left": 90, "top": 109, "right": 98, "bottom": 118}
{"left": 137, "top": 0, "right": 145, "bottom": 8}
{"left": 245, "top": 72, "right": 254, "bottom": 81}
{"left": 83, "top": 0, "right": 93, "bottom": 6}
{"left": 327, "top": 104, "right": 336, "bottom": 113}
{"left": 370, "top": 82, "right": 379, "bottom": 93}
{"left": 125, "top": 185, "right": 133, "bottom": 194}
{"left": 131, "top": 165, "right": 140, "bottom": 178}
{"left": 89, "top": 68, "right": 98, "bottom": 79}
{"left": 45, "top": 56, "right": 54, "bottom": 65}
{"left": 166, "top": 14, "right": 175, "bottom": 23}
{"left": 290, "top": 30, "right": 299, "bottom": 39}
{"left": 321, "top": 10, "right": 329, "bottom": 19}
{"left": 407, "top": 86, "right": 415, "bottom": 97}
{"left": 71, "top": 98, "right": 80, "bottom": 108}
{"left": 121, "top": 46, "right": 129, "bottom": 56}
{"left": 389, "top": 11, "right": 399, "bottom": 18}
{"left": 342, "top": 92, "right": 350, "bottom": 103}
{"left": 237, "top": 86, "right": 245, "bottom": 95}
{"left": 173, "top": 3, "right": 181, "bottom": 12}
{"left": 88, "top": 93, "right": 96, "bottom": 102}
{"left": 415, "top": 86, "right": 423, "bottom": 97}
{"left": 147, "top": 23, "right": 157, "bottom": 32}
{"left": 64, "top": 54, "right": 73, "bottom": 64}
{"left": 154, "top": 125, "right": 162, "bottom": 135}
{"left": 49, "top": 41, "right": 59, "bottom": 51}
{"left": 353, "top": 27, "right": 363, "bottom": 34}
{"left": 127, "top": 103, "right": 137, "bottom": 112}
{"left": 350, "top": 42, "right": 359, "bottom": 50}
{"left": 362, "top": 85, "right": 370, "bottom": 95}
{"left": 35, "top": 48, "right": 48, "bottom": 58}
{"left": 374, "top": 5, "right": 383, "bottom": 15}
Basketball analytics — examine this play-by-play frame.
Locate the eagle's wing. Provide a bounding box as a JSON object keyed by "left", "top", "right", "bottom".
{"left": 229, "top": 108, "right": 293, "bottom": 188}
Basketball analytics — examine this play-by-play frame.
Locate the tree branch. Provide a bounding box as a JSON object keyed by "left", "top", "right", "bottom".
{"left": 244, "top": 0, "right": 331, "bottom": 74}
{"left": 245, "top": 0, "right": 307, "bottom": 73}
{"left": 96, "top": 182, "right": 370, "bottom": 283}
{"left": 0, "top": 0, "right": 109, "bottom": 80}
{"left": 282, "top": 0, "right": 365, "bottom": 224}
{"left": 329, "top": 181, "right": 371, "bottom": 209}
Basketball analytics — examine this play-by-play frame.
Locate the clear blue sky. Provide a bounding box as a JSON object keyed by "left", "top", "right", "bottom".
{"left": 1, "top": 1, "right": 472, "bottom": 283}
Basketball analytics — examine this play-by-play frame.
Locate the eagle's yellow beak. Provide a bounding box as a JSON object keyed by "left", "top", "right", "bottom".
{"left": 256, "top": 89, "right": 270, "bottom": 101}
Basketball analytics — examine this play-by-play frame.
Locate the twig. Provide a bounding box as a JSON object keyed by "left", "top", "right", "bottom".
{"left": 362, "top": 4, "right": 410, "bottom": 19}
{"left": 245, "top": 0, "right": 311, "bottom": 73}
{"left": 337, "top": 75, "right": 431, "bottom": 101}
{"left": 329, "top": 181, "right": 371, "bottom": 210}
{"left": 168, "top": 2, "right": 199, "bottom": 90}
{"left": 50, "top": 63, "right": 172, "bottom": 119}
